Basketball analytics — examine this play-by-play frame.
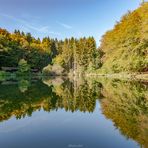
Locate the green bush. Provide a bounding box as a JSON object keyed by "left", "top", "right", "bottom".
{"left": 18, "top": 59, "right": 30, "bottom": 74}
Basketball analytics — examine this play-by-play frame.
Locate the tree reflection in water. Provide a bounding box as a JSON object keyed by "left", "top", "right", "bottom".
{"left": 0, "top": 77, "right": 147, "bottom": 147}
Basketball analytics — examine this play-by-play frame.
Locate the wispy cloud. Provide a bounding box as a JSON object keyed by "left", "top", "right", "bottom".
{"left": 0, "top": 13, "right": 61, "bottom": 36}
{"left": 21, "top": 13, "right": 40, "bottom": 20}
{"left": 57, "top": 21, "right": 72, "bottom": 29}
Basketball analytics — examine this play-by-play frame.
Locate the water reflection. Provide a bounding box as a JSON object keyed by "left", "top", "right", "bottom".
{"left": 0, "top": 76, "right": 147, "bottom": 148}
{"left": 99, "top": 78, "right": 148, "bottom": 148}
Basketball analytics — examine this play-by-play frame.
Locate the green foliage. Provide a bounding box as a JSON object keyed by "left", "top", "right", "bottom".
{"left": 0, "top": 70, "right": 7, "bottom": 76}
{"left": 18, "top": 80, "right": 30, "bottom": 93}
{"left": 51, "top": 37, "right": 101, "bottom": 74}
{"left": 0, "top": 28, "right": 101, "bottom": 74}
{"left": 100, "top": 2, "right": 148, "bottom": 73}
{"left": 0, "top": 71, "right": 9, "bottom": 81}
{"left": 18, "top": 59, "right": 30, "bottom": 74}
{"left": 0, "top": 28, "right": 57, "bottom": 71}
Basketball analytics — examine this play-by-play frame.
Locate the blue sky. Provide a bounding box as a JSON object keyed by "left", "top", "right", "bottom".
{"left": 0, "top": 0, "right": 145, "bottom": 45}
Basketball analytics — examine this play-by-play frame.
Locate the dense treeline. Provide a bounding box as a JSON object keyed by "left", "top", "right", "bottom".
{"left": 0, "top": 29, "right": 58, "bottom": 71}
{"left": 43, "top": 37, "right": 102, "bottom": 75}
{"left": 100, "top": 2, "right": 148, "bottom": 73}
{"left": 0, "top": 28, "right": 101, "bottom": 74}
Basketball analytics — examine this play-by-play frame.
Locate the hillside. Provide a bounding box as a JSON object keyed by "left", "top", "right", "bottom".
{"left": 100, "top": 2, "right": 148, "bottom": 73}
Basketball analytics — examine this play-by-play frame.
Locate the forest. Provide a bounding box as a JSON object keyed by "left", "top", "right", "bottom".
{"left": 99, "top": 2, "right": 148, "bottom": 73}
{"left": 0, "top": 28, "right": 102, "bottom": 76}
{"left": 0, "top": 2, "right": 148, "bottom": 76}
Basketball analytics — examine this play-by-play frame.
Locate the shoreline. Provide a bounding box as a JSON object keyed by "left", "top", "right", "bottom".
{"left": 1, "top": 70, "right": 148, "bottom": 82}
{"left": 86, "top": 73, "right": 148, "bottom": 81}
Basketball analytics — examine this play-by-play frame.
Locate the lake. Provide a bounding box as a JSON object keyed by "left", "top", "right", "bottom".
{"left": 0, "top": 76, "right": 147, "bottom": 148}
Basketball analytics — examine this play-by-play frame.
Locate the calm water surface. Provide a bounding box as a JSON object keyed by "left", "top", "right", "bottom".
{"left": 0, "top": 77, "right": 147, "bottom": 148}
